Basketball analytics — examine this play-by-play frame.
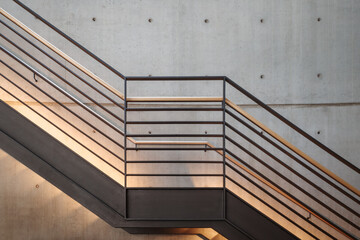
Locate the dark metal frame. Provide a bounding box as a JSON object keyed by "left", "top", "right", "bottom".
{"left": 1, "top": 2, "right": 359, "bottom": 239}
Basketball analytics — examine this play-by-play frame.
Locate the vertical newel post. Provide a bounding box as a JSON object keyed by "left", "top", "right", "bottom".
{"left": 124, "top": 77, "right": 127, "bottom": 219}
{"left": 222, "top": 77, "right": 226, "bottom": 219}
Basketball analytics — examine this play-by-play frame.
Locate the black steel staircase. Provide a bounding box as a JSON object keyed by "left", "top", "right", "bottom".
{"left": 0, "top": 1, "right": 359, "bottom": 239}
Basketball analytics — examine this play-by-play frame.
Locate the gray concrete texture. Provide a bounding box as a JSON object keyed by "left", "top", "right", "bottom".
{"left": 0, "top": 0, "right": 359, "bottom": 239}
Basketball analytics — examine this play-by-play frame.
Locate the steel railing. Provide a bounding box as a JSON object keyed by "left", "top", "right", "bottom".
{"left": 0, "top": 2, "right": 359, "bottom": 239}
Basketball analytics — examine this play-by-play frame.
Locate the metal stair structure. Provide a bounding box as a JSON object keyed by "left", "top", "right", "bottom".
{"left": 0, "top": 1, "right": 359, "bottom": 239}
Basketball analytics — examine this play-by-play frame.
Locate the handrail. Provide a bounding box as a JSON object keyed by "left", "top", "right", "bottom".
{"left": 225, "top": 98, "right": 360, "bottom": 197}
{"left": 13, "top": 0, "right": 126, "bottom": 80}
{"left": 225, "top": 109, "right": 360, "bottom": 205}
{"left": 133, "top": 141, "right": 208, "bottom": 145}
{"left": 0, "top": 60, "right": 125, "bottom": 152}
{"left": 127, "top": 134, "right": 222, "bottom": 138}
{"left": 0, "top": 19, "right": 124, "bottom": 111}
{"left": 0, "top": 8, "right": 125, "bottom": 100}
{"left": 0, "top": 31, "right": 125, "bottom": 124}
{"left": 225, "top": 123, "right": 360, "bottom": 216}
{"left": 225, "top": 76, "right": 360, "bottom": 174}
{"left": 127, "top": 97, "right": 223, "bottom": 102}
{"left": 0, "top": 74, "right": 125, "bottom": 175}
{"left": 127, "top": 107, "right": 223, "bottom": 111}
{"left": 0, "top": 47, "right": 126, "bottom": 138}
{"left": 225, "top": 135, "right": 359, "bottom": 230}
{"left": 221, "top": 149, "right": 356, "bottom": 239}
{"left": 0, "top": 61, "right": 126, "bottom": 163}
{"left": 225, "top": 167, "right": 335, "bottom": 240}
{"left": 224, "top": 149, "right": 355, "bottom": 240}
{"left": 225, "top": 177, "right": 320, "bottom": 240}
{"left": 126, "top": 121, "right": 223, "bottom": 125}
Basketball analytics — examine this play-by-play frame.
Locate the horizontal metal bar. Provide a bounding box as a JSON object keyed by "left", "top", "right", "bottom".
{"left": 127, "top": 161, "right": 223, "bottom": 164}
{"left": 127, "top": 107, "right": 223, "bottom": 111}
{"left": 225, "top": 76, "right": 360, "bottom": 174}
{"left": 134, "top": 140, "right": 208, "bottom": 145}
{"left": 127, "top": 121, "right": 223, "bottom": 125}
{"left": 127, "top": 97, "right": 223, "bottom": 102}
{"left": 124, "top": 218, "right": 225, "bottom": 221}
{"left": 127, "top": 174, "right": 223, "bottom": 177}
{"left": 126, "top": 76, "right": 225, "bottom": 81}
{"left": 127, "top": 148, "right": 223, "bottom": 151}
{"left": 127, "top": 134, "right": 222, "bottom": 138}
{"left": 126, "top": 187, "right": 223, "bottom": 190}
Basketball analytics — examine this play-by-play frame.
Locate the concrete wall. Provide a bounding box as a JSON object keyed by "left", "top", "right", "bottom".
{"left": 0, "top": 149, "right": 215, "bottom": 240}
{"left": 1, "top": 0, "right": 359, "bottom": 239}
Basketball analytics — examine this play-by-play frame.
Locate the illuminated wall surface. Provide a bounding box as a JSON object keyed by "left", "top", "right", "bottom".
{"left": 0, "top": 0, "right": 359, "bottom": 239}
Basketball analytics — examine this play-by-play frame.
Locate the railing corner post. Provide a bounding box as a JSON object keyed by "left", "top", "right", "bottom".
{"left": 124, "top": 76, "right": 128, "bottom": 219}
{"left": 222, "top": 76, "right": 226, "bottom": 219}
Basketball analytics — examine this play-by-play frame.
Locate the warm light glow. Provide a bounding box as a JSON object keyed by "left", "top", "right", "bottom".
{"left": 9, "top": 102, "right": 125, "bottom": 186}
{"left": 226, "top": 178, "right": 321, "bottom": 240}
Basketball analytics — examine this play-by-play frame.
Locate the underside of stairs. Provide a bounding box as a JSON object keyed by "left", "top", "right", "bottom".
{"left": 0, "top": 100, "right": 298, "bottom": 240}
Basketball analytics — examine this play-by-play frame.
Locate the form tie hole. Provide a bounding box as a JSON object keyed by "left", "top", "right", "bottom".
{"left": 204, "top": 19, "right": 209, "bottom": 23}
